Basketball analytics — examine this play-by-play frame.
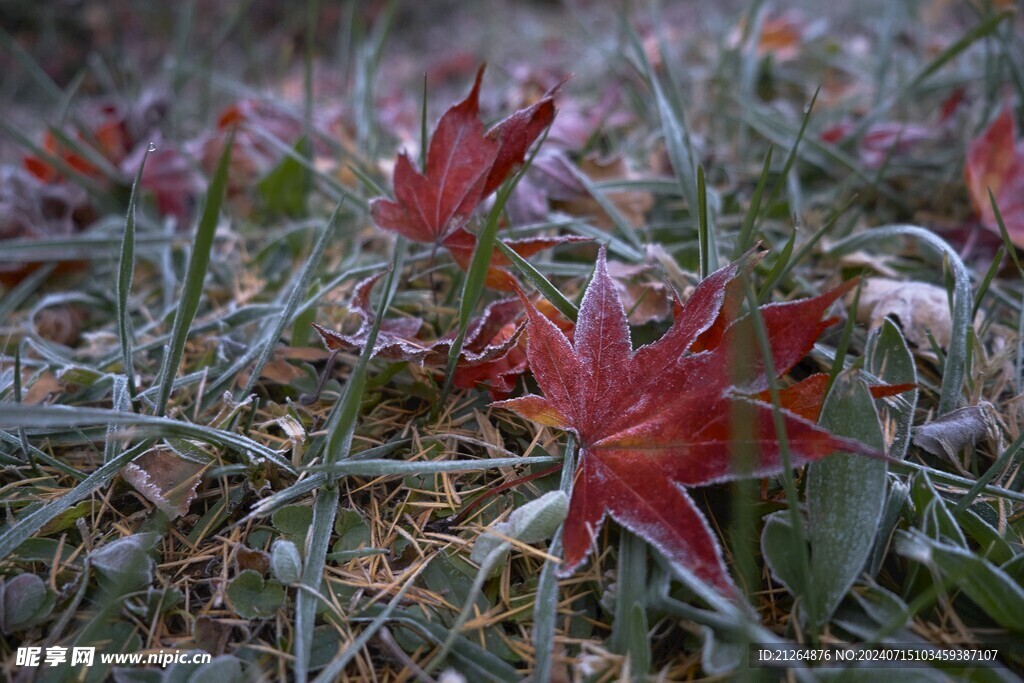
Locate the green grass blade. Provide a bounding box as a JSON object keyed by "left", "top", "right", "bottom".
{"left": 531, "top": 434, "right": 575, "bottom": 683}
{"left": 494, "top": 241, "right": 578, "bottom": 323}
{"left": 12, "top": 344, "right": 30, "bottom": 462}
{"left": 826, "top": 279, "right": 862, "bottom": 394}
{"left": 736, "top": 146, "right": 774, "bottom": 257}
{"left": 743, "top": 278, "right": 820, "bottom": 634}
{"left": 973, "top": 246, "right": 1005, "bottom": 318}
{"left": 757, "top": 229, "right": 795, "bottom": 302}
{"left": 697, "top": 165, "right": 711, "bottom": 279}
{"left": 309, "top": 455, "right": 562, "bottom": 478}
{"left": 117, "top": 148, "right": 150, "bottom": 400}
{"left": 294, "top": 238, "right": 405, "bottom": 682}
{"left": 760, "top": 88, "right": 819, "bottom": 211}
{"left": 155, "top": 131, "right": 234, "bottom": 416}
{"left": 612, "top": 531, "right": 650, "bottom": 680}
{"left": 295, "top": 485, "right": 338, "bottom": 683}
{"left": 990, "top": 189, "right": 1024, "bottom": 278}
{"left": 0, "top": 403, "right": 294, "bottom": 473}
{"left": 0, "top": 440, "right": 151, "bottom": 561}
{"left": 626, "top": 23, "right": 700, "bottom": 222}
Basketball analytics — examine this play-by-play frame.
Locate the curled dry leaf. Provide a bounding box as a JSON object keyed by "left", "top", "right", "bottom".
{"left": 23, "top": 373, "right": 63, "bottom": 405}
{"left": 122, "top": 449, "right": 206, "bottom": 519}
{"left": 312, "top": 272, "right": 522, "bottom": 365}
{"left": 311, "top": 272, "right": 575, "bottom": 399}
{"left": 965, "top": 105, "right": 1024, "bottom": 245}
{"left": 495, "top": 246, "right": 878, "bottom": 595}
{"left": 33, "top": 305, "right": 86, "bottom": 347}
{"left": 852, "top": 277, "right": 975, "bottom": 357}
{"left": 194, "top": 616, "right": 234, "bottom": 656}
{"left": 453, "top": 297, "right": 573, "bottom": 399}
{"left": 913, "top": 402, "right": 998, "bottom": 461}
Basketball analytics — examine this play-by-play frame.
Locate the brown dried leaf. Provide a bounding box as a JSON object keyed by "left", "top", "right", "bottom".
{"left": 553, "top": 154, "right": 653, "bottom": 230}
{"left": 234, "top": 546, "right": 271, "bottom": 575}
{"left": 913, "top": 402, "right": 997, "bottom": 460}
{"left": 23, "top": 373, "right": 63, "bottom": 405}
{"left": 194, "top": 615, "right": 233, "bottom": 655}
{"left": 852, "top": 278, "right": 977, "bottom": 357}
{"left": 121, "top": 450, "right": 206, "bottom": 519}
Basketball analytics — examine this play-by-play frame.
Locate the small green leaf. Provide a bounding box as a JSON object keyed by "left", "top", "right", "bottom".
{"left": 332, "top": 509, "right": 371, "bottom": 552}
{"left": 309, "top": 625, "right": 341, "bottom": 671}
{"left": 2, "top": 573, "right": 52, "bottom": 632}
{"left": 423, "top": 552, "right": 484, "bottom": 616}
{"left": 38, "top": 500, "right": 96, "bottom": 536}
{"left": 156, "top": 131, "right": 234, "bottom": 416}
{"left": 187, "top": 654, "right": 248, "bottom": 683}
{"left": 271, "top": 539, "right": 303, "bottom": 584}
{"left": 90, "top": 532, "right": 160, "bottom": 594}
{"left": 760, "top": 510, "right": 805, "bottom": 596}
{"left": 470, "top": 491, "right": 568, "bottom": 566}
{"left": 226, "top": 570, "right": 285, "bottom": 619}
{"left": 258, "top": 137, "right": 310, "bottom": 216}
{"left": 273, "top": 505, "right": 313, "bottom": 544}
{"left": 807, "top": 373, "right": 887, "bottom": 626}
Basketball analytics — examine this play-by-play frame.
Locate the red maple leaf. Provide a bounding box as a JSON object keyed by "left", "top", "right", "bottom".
{"left": 494, "top": 247, "right": 879, "bottom": 595}
{"left": 369, "top": 65, "right": 580, "bottom": 290}
{"left": 965, "top": 105, "right": 1024, "bottom": 246}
